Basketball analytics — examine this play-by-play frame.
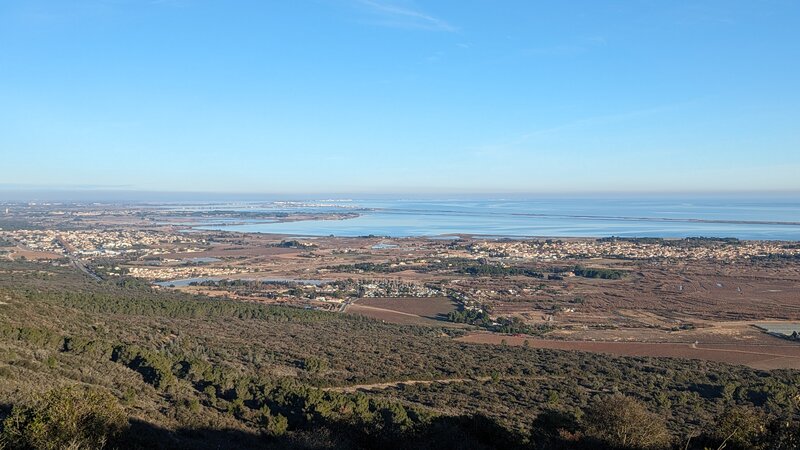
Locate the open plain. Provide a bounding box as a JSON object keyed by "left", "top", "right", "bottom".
{"left": 2, "top": 202, "right": 799, "bottom": 369}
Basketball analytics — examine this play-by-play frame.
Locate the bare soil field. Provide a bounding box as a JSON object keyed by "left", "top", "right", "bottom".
{"left": 345, "top": 303, "right": 444, "bottom": 326}
{"left": 10, "top": 247, "right": 62, "bottom": 260}
{"left": 456, "top": 332, "right": 800, "bottom": 370}
{"left": 567, "top": 263, "right": 800, "bottom": 321}
{"left": 477, "top": 263, "right": 800, "bottom": 337}
{"left": 355, "top": 297, "right": 457, "bottom": 319}
{"left": 345, "top": 297, "right": 462, "bottom": 327}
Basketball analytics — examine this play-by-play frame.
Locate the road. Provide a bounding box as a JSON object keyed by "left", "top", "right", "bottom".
{"left": 69, "top": 255, "right": 103, "bottom": 282}
{"left": 55, "top": 235, "right": 103, "bottom": 282}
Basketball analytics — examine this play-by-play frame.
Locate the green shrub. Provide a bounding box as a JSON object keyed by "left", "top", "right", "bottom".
{"left": 583, "top": 394, "right": 670, "bottom": 449}
{"left": 262, "top": 412, "right": 289, "bottom": 437}
{"left": 0, "top": 387, "right": 128, "bottom": 450}
{"left": 301, "top": 357, "right": 328, "bottom": 374}
{"left": 709, "top": 406, "right": 767, "bottom": 450}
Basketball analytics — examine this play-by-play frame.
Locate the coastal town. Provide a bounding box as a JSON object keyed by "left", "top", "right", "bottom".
{"left": 2, "top": 205, "right": 799, "bottom": 337}
{"left": 3, "top": 218, "right": 798, "bottom": 274}
{"left": 467, "top": 237, "right": 800, "bottom": 261}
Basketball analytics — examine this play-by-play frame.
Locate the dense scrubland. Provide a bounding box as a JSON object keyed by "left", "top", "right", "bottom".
{"left": 1, "top": 261, "right": 799, "bottom": 449}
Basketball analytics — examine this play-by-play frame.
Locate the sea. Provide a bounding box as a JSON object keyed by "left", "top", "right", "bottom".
{"left": 182, "top": 196, "right": 800, "bottom": 241}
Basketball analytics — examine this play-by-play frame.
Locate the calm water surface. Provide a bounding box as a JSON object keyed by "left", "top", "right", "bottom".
{"left": 192, "top": 197, "right": 800, "bottom": 240}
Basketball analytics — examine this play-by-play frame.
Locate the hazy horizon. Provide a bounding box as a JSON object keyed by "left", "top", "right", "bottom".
{"left": 2, "top": 186, "right": 800, "bottom": 204}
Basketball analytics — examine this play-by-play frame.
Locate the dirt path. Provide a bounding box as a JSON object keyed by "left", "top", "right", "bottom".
{"left": 323, "top": 376, "right": 489, "bottom": 393}
{"left": 323, "top": 374, "right": 559, "bottom": 393}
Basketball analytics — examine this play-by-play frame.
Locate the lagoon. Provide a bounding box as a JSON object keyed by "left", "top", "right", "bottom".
{"left": 194, "top": 197, "right": 800, "bottom": 240}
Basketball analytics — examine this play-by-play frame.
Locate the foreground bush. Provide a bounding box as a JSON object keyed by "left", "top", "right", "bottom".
{"left": 708, "top": 406, "right": 768, "bottom": 450}
{"left": 0, "top": 387, "right": 128, "bottom": 450}
{"left": 583, "top": 394, "right": 671, "bottom": 450}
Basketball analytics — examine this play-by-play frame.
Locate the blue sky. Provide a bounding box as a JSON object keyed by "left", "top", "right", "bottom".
{"left": 1, "top": 0, "right": 799, "bottom": 194}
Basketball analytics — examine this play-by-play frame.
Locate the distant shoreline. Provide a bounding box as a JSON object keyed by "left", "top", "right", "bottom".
{"left": 187, "top": 227, "right": 800, "bottom": 243}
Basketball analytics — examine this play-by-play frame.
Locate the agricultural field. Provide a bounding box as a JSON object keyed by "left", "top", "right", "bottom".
{"left": 345, "top": 297, "right": 459, "bottom": 326}
{"left": 456, "top": 333, "right": 800, "bottom": 370}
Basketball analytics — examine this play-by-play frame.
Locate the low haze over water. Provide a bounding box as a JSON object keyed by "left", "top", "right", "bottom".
{"left": 194, "top": 197, "right": 800, "bottom": 240}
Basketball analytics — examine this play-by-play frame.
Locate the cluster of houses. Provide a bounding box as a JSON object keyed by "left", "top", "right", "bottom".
{"left": 1, "top": 228, "right": 206, "bottom": 258}
{"left": 467, "top": 239, "right": 800, "bottom": 261}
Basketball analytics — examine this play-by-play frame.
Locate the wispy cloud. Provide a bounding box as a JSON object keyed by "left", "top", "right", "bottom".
{"left": 470, "top": 100, "right": 700, "bottom": 157}
{"left": 354, "top": 0, "right": 456, "bottom": 32}
{"left": 516, "top": 102, "right": 683, "bottom": 140}
{"left": 523, "top": 35, "right": 607, "bottom": 57}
